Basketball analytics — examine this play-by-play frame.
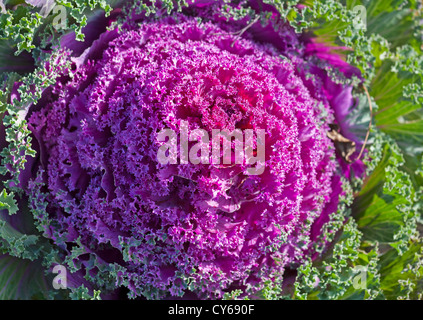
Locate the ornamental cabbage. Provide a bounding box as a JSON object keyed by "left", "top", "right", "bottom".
{"left": 1, "top": 0, "right": 423, "bottom": 301}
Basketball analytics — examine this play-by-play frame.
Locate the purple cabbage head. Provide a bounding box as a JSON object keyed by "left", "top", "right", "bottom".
{"left": 18, "top": 1, "right": 364, "bottom": 299}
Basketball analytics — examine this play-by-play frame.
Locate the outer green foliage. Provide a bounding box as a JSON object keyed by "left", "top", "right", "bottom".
{"left": 0, "top": 254, "right": 51, "bottom": 299}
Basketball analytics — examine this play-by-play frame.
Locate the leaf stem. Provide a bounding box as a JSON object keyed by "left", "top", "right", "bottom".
{"left": 355, "top": 84, "right": 373, "bottom": 162}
